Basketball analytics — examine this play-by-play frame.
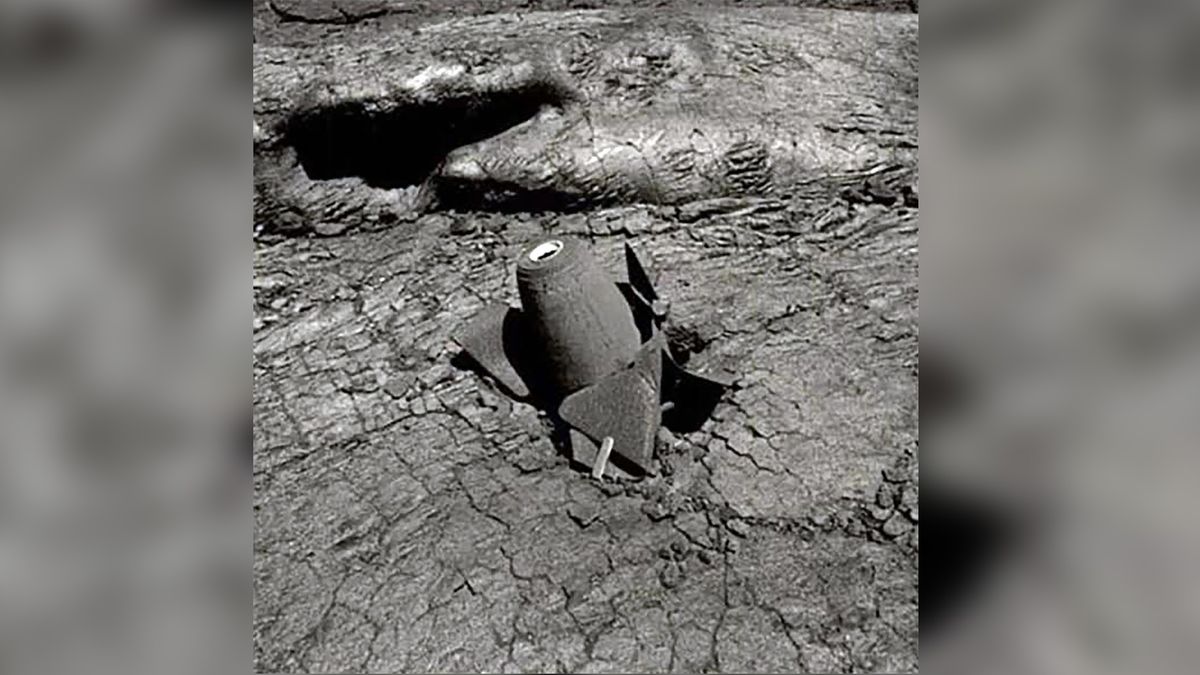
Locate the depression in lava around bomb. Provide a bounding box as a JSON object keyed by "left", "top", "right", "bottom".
{"left": 454, "top": 238, "right": 732, "bottom": 480}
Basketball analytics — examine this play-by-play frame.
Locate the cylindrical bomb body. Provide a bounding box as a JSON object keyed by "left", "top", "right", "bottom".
{"left": 516, "top": 238, "right": 641, "bottom": 396}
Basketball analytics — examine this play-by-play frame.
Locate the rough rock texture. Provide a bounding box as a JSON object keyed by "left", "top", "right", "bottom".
{"left": 254, "top": 3, "right": 918, "bottom": 673}
{"left": 256, "top": 0, "right": 918, "bottom": 45}
{"left": 254, "top": 7, "right": 916, "bottom": 234}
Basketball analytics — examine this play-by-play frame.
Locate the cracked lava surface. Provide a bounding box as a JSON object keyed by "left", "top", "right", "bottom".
{"left": 254, "top": 198, "right": 918, "bottom": 672}
{"left": 253, "top": 2, "right": 917, "bottom": 673}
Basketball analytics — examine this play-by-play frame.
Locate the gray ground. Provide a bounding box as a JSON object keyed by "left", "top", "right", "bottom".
{"left": 253, "top": 2, "right": 918, "bottom": 672}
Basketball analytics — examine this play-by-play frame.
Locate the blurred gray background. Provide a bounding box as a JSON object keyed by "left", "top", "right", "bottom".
{"left": 921, "top": 1, "right": 1200, "bottom": 673}
{"left": 0, "top": 2, "right": 247, "bottom": 674}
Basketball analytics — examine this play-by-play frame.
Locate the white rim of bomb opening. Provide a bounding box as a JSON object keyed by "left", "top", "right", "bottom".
{"left": 528, "top": 240, "right": 564, "bottom": 262}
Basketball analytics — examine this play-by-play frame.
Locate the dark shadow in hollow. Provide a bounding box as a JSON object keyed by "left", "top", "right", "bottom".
{"left": 661, "top": 360, "right": 726, "bottom": 433}
{"left": 285, "top": 80, "right": 570, "bottom": 189}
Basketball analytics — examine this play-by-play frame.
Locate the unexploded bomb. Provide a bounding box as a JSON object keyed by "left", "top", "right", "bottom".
{"left": 456, "top": 238, "right": 730, "bottom": 479}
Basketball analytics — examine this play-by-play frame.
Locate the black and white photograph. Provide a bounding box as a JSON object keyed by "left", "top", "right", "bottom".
{"left": 252, "top": 1, "right": 917, "bottom": 672}
{"left": 6, "top": 1, "right": 1200, "bottom": 674}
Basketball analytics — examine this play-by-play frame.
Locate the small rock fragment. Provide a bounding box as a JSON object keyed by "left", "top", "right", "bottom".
{"left": 642, "top": 501, "right": 671, "bottom": 522}
{"left": 869, "top": 505, "right": 893, "bottom": 522}
{"left": 670, "top": 540, "right": 689, "bottom": 559}
{"left": 421, "top": 392, "right": 442, "bottom": 412}
{"left": 313, "top": 220, "right": 350, "bottom": 236}
{"left": 388, "top": 372, "right": 417, "bottom": 398}
{"left": 881, "top": 513, "right": 913, "bottom": 539}
{"left": 567, "top": 501, "right": 600, "bottom": 528}
{"left": 514, "top": 443, "right": 550, "bottom": 473}
{"left": 698, "top": 549, "right": 715, "bottom": 565}
{"left": 726, "top": 518, "right": 750, "bottom": 538}
{"left": 600, "top": 481, "right": 624, "bottom": 497}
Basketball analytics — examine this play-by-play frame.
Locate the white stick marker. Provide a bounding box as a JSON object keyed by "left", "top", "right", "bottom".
{"left": 592, "top": 436, "right": 614, "bottom": 480}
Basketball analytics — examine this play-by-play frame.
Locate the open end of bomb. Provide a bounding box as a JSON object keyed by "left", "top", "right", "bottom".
{"left": 528, "top": 240, "right": 563, "bottom": 262}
